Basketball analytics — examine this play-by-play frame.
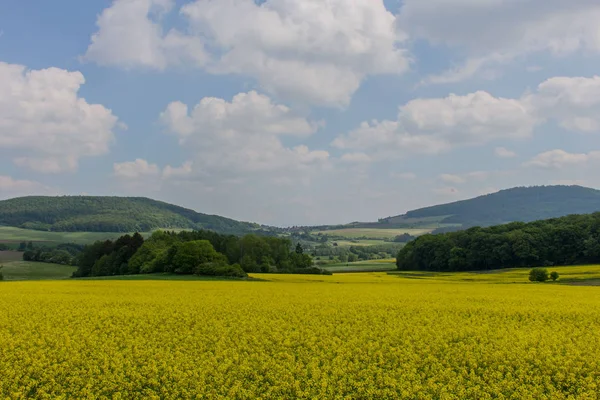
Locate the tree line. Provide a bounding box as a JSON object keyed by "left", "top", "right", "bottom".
{"left": 396, "top": 212, "right": 600, "bottom": 272}
{"left": 73, "top": 230, "right": 325, "bottom": 278}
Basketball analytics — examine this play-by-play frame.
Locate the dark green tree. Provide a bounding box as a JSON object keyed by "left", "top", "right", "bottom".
{"left": 529, "top": 268, "right": 549, "bottom": 282}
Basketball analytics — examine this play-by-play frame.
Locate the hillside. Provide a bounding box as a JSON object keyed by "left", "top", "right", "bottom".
{"left": 381, "top": 185, "right": 600, "bottom": 228}
{"left": 0, "top": 196, "right": 258, "bottom": 234}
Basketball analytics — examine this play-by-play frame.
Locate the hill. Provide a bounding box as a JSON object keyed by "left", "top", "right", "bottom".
{"left": 0, "top": 196, "right": 258, "bottom": 234}
{"left": 380, "top": 185, "right": 600, "bottom": 228}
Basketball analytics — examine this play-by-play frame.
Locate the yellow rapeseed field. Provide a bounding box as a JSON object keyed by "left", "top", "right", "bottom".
{"left": 1, "top": 272, "right": 600, "bottom": 399}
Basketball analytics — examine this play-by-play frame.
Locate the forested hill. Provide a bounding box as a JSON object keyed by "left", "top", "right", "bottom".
{"left": 0, "top": 196, "right": 258, "bottom": 234}
{"left": 383, "top": 185, "right": 600, "bottom": 227}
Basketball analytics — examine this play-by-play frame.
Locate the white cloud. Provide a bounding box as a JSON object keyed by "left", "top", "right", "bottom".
{"left": 333, "top": 91, "right": 536, "bottom": 159}
{"left": 439, "top": 174, "right": 466, "bottom": 184}
{"left": 0, "top": 176, "right": 55, "bottom": 199}
{"left": 495, "top": 147, "right": 517, "bottom": 158}
{"left": 160, "top": 91, "right": 328, "bottom": 174}
{"left": 525, "top": 149, "right": 600, "bottom": 169}
{"left": 399, "top": 1, "right": 600, "bottom": 82}
{"left": 0, "top": 62, "right": 121, "bottom": 173}
{"left": 526, "top": 76, "right": 600, "bottom": 133}
{"left": 114, "top": 159, "right": 160, "bottom": 178}
{"left": 83, "top": 0, "right": 207, "bottom": 69}
{"left": 163, "top": 161, "right": 193, "bottom": 178}
{"left": 85, "top": 0, "right": 410, "bottom": 107}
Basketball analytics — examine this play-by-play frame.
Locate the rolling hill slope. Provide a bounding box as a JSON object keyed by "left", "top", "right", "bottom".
{"left": 0, "top": 196, "right": 258, "bottom": 234}
{"left": 381, "top": 185, "right": 600, "bottom": 228}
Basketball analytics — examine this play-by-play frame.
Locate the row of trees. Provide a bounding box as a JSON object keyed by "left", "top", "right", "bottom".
{"left": 22, "top": 243, "right": 84, "bottom": 265}
{"left": 73, "top": 230, "right": 321, "bottom": 278}
{"left": 397, "top": 213, "right": 600, "bottom": 272}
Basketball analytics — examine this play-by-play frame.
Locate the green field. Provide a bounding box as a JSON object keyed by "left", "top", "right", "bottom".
{"left": 315, "top": 228, "right": 432, "bottom": 239}
{"left": 0, "top": 260, "right": 76, "bottom": 281}
{"left": 329, "top": 239, "right": 389, "bottom": 247}
{"left": 390, "top": 265, "right": 600, "bottom": 284}
{"left": 322, "top": 259, "right": 398, "bottom": 273}
{"left": 76, "top": 273, "right": 258, "bottom": 281}
{"left": 0, "top": 226, "right": 142, "bottom": 244}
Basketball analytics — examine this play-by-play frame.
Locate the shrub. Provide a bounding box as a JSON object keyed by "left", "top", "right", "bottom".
{"left": 529, "top": 268, "right": 549, "bottom": 282}
{"left": 0, "top": 265, "right": 4, "bottom": 281}
{"left": 550, "top": 271, "right": 559, "bottom": 281}
{"left": 195, "top": 262, "right": 248, "bottom": 278}
{"left": 289, "top": 267, "right": 333, "bottom": 276}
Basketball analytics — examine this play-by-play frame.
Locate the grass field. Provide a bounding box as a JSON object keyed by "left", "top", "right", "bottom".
{"left": 322, "top": 259, "right": 397, "bottom": 273}
{"left": 315, "top": 228, "right": 433, "bottom": 239}
{"left": 0, "top": 260, "right": 76, "bottom": 281}
{"left": 0, "top": 226, "right": 132, "bottom": 244}
{"left": 329, "top": 239, "right": 388, "bottom": 247}
{"left": 392, "top": 264, "right": 600, "bottom": 284}
{"left": 1, "top": 271, "right": 600, "bottom": 398}
{"left": 76, "top": 273, "right": 259, "bottom": 281}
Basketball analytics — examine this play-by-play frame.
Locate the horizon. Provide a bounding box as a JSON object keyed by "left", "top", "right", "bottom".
{"left": 2, "top": 1, "right": 600, "bottom": 225}
{"left": 2, "top": 183, "right": 598, "bottom": 228}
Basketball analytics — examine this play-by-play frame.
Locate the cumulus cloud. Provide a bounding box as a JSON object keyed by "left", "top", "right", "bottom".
{"left": 0, "top": 62, "right": 121, "bottom": 173}
{"left": 526, "top": 76, "right": 600, "bottom": 133}
{"left": 335, "top": 75, "right": 600, "bottom": 160}
{"left": 83, "top": 0, "right": 207, "bottom": 69}
{"left": 85, "top": 0, "right": 409, "bottom": 107}
{"left": 333, "top": 91, "right": 536, "bottom": 159}
{"left": 524, "top": 149, "right": 600, "bottom": 169}
{"left": 163, "top": 161, "right": 193, "bottom": 178}
{"left": 160, "top": 91, "right": 328, "bottom": 175}
{"left": 113, "top": 159, "right": 160, "bottom": 179}
{"left": 399, "top": 0, "right": 600, "bottom": 82}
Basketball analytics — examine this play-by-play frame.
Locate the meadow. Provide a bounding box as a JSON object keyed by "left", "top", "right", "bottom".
{"left": 322, "top": 258, "right": 397, "bottom": 273}
{"left": 314, "top": 227, "right": 432, "bottom": 239}
{"left": 0, "top": 226, "right": 131, "bottom": 244}
{"left": 1, "top": 270, "right": 600, "bottom": 398}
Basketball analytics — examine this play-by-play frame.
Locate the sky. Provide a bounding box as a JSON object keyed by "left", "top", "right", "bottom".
{"left": 1, "top": 0, "right": 600, "bottom": 226}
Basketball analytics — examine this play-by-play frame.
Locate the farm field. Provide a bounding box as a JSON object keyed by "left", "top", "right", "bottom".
{"left": 392, "top": 264, "right": 600, "bottom": 284}
{"left": 0, "top": 226, "right": 133, "bottom": 244}
{"left": 0, "top": 260, "right": 76, "bottom": 281}
{"left": 322, "top": 259, "right": 397, "bottom": 272}
{"left": 2, "top": 271, "right": 600, "bottom": 398}
{"left": 329, "top": 239, "right": 387, "bottom": 247}
{"left": 314, "top": 227, "right": 433, "bottom": 239}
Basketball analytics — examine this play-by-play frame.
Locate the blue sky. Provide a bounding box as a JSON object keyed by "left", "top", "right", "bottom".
{"left": 1, "top": 0, "right": 600, "bottom": 226}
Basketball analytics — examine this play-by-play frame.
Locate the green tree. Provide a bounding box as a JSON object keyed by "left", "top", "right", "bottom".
{"left": 295, "top": 243, "right": 304, "bottom": 254}
{"left": 171, "top": 240, "right": 227, "bottom": 275}
{"left": 529, "top": 268, "right": 549, "bottom": 282}
{"left": 550, "top": 271, "right": 559, "bottom": 281}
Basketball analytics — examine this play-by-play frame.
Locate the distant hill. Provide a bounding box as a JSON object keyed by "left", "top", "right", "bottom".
{"left": 0, "top": 196, "right": 258, "bottom": 234}
{"left": 380, "top": 185, "right": 600, "bottom": 229}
